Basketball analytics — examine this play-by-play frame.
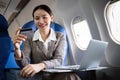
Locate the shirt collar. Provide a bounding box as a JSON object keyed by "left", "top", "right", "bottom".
{"left": 32, "top": 28, "right": 57, "bottom": 42}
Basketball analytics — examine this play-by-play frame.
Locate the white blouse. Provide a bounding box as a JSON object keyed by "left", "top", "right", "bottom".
{"left": 32, "top": 28, "right": 57, "bottom": 53}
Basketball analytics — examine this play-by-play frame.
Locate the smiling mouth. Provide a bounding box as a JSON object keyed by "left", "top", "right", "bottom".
{"left": 40, "top": 25, "right": 46, "bottom": 28}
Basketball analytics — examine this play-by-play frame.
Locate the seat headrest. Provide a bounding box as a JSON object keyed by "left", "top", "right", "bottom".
{"left": 0, "top": 14, "right": 8, "bottom": 31}
{"left": 0, "top": 14, "right": 9, "bottom": 37}
{"left": 50, "top": 22, "right": 66, "bottom": 35}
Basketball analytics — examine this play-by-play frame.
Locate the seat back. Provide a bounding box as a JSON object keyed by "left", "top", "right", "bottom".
{"left": 5, "top": 20, "right": 72, "bottom": 69}
{"left": 5, "top": 42, "right": 20, "bottom": 68}
{"left": 22, "top": 20, "right": 69, "bottom": 65}
{"left": 0, "top": 14, "right": 11, "bottom": 80}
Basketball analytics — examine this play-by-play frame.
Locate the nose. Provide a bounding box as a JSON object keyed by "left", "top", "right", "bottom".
{"left": 39, "top": 18, "right": 44, "bottom": 24}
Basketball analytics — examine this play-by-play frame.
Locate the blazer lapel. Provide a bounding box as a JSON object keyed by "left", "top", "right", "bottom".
{"left": 36, "top": 41, "right": 47, "bottom": 57}
{"left": 36, "top": 40, "right": 57, "bottom": 58}
{"left": 48, "top": 41, "right": 57, "bottom": 56}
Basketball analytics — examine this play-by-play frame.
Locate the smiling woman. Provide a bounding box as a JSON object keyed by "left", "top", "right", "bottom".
{"left": 10, "top": 4, "right": 81, "bottom": 80}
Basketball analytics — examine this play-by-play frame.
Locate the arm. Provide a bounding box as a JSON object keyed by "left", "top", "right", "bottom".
{"left": 15, "top": 37, "right": 31, "bottom": 68}
{"left": 12, "top": 27, "right": 28, "bottom": 66}
{"left": 15, "top": 33, "right": 46, "bottom": 78}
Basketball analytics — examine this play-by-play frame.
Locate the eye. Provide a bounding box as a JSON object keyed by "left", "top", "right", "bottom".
{"left": 34, "top": 16, "right": 40, "bottom": 20}
{"left": 43, "top": 16, "right": 48, "bottom": 19}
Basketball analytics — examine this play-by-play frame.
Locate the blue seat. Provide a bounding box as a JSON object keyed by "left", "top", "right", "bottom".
{"left": 5, "top": 42, "right": 20, "bottom": 68}
{"left": 0, "top": 14, "right": 11, "bottom": 80}
{"left": 22, "top": 20, "right": 69, "bottom": 65}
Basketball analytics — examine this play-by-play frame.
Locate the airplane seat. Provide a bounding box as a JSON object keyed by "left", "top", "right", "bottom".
{"left": 0, "top": 14, "right": 11, "bottom": 80}
{"left": 5, "top": 42, "right": 20, "bottom": 69}
{"left": 21, "top": 20, "right": 69, "bottom": 65}
{"left": 5, "top": 21, "right": 36, "bottom": 80}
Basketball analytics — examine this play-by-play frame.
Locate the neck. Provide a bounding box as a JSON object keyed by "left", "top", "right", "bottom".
{"left": 39, "top": 28, "right": 51, "bottom": 42}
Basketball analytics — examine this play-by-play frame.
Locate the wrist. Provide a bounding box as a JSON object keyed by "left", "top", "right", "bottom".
{"left": 14, "top": 48, "right": 22, "bottom": 60}
{"left": 38, "top": 63, "right": 46, "bottom": 70}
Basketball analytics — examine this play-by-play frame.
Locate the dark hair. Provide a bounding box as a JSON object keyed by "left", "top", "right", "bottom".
{"left": 32, "top": 4, "right": 53, "bottom": 18}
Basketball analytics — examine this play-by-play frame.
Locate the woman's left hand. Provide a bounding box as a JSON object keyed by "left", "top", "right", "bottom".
{"left": 20, "top": 63, "right": 46, "bottom": 78}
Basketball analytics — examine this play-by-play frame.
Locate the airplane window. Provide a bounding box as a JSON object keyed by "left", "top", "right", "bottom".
{"left": 104, "top": 1, "right": 120, "bottom": 44}
{"left": 72, "top": 16, "right": 92, "bottom": 50}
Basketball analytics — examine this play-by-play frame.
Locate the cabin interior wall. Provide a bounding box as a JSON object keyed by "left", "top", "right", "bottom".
{"left": 90, "top": 0, "right": 109, "bottom": 41}
{"left": 89, "top": 0, "right": 120, "bottom": 80}
{"left": 90, "top": 0, "right": 120, "bottom": 67}
{"left": 54, "top": 0, "right": 86, "bottom": 65}
{"left": 53, "top": 0, "right": 102, "bottom": 65}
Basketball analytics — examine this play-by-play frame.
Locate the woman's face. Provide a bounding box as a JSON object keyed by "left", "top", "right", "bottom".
{"left": 33, "top": 9, "right": 53, "bottom": 31}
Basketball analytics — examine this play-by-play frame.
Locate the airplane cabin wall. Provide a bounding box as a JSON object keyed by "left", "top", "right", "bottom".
{"left": 88, "top": 0, "right": 120, "bottom": 79}
{"left": 90, "top": 0, "right": 120, "bottom": 67}
{"left": 55, "top": 0, "right": 108, "bottom": 65}
{"left": 54, "top": 0, "right": 87, "bottom": 65}
{"left": 89, "top": 0, "right": 110, "bottom": 66}
{"left": 53, "top": 0, "right": 103, "bottom": 65}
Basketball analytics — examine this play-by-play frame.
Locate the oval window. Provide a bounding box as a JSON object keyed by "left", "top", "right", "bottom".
{"left": 71, "top": 16, "right": 92, "bottom": 50}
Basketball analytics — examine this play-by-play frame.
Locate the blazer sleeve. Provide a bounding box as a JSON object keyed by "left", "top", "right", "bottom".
{"left": 16, "top": 37, "right": 31, "bottom": 68}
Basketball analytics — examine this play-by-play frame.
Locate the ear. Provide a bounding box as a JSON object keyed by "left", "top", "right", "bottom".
{"left": 51, "top": 15, "right": 54, "bottom": 22}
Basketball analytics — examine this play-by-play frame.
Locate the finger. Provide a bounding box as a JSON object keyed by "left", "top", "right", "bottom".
{"left": 19, "top": 34, "right": 27, "bottom": 40}
{"left": 20, "top": 66, "right": 27, "bottom": 77}
{"left": 12, "top": 36, "right": 24, "bottom": 45}
{"left": 17, "top": 35, "right": 27, "bottom": 42}
{"left": 20, "top": 65, "right": 31, "bottom": 77}
{"left": 14, "top": 34, "right": 27, "bottom": 43}
{"left": 26, "top": 69, "right": 35, "bottom": 78}
{"left": 29, "top": 71, "right": 36, "bottom": 77}
{"left": 15, "top": 27, "right": 22, "bottom": 35}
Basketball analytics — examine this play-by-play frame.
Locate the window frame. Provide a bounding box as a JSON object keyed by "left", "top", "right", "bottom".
{"left": 104, "top": 1, "right": 120, "bottom": 44}
{"left": 71, "top": 16, "right": 92, "bottom": 50}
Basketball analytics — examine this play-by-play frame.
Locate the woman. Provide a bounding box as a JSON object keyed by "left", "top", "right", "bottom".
{"left": 13, "top": 4, "right": 81, "bottom": 80}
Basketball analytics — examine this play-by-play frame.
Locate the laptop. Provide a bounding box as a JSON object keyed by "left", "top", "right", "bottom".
{"left": 53, "top": 39, "right": 108, "bottom": 71}
{"left": 43, "top": 39, "right": 108, "bottom": 72}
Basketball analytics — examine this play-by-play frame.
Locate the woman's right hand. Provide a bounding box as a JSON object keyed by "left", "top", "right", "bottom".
{"left": 12, "top": 27, "right": 27, "bottom": 50}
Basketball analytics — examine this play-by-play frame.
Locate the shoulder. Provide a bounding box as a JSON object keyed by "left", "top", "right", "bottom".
{"left": 55, "top": 31, "right": 66, "bottom": 39}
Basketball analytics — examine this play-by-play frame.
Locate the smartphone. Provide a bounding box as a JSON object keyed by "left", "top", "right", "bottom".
{"left": 20, "top": 28, "right": 34, "bottom": 37}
